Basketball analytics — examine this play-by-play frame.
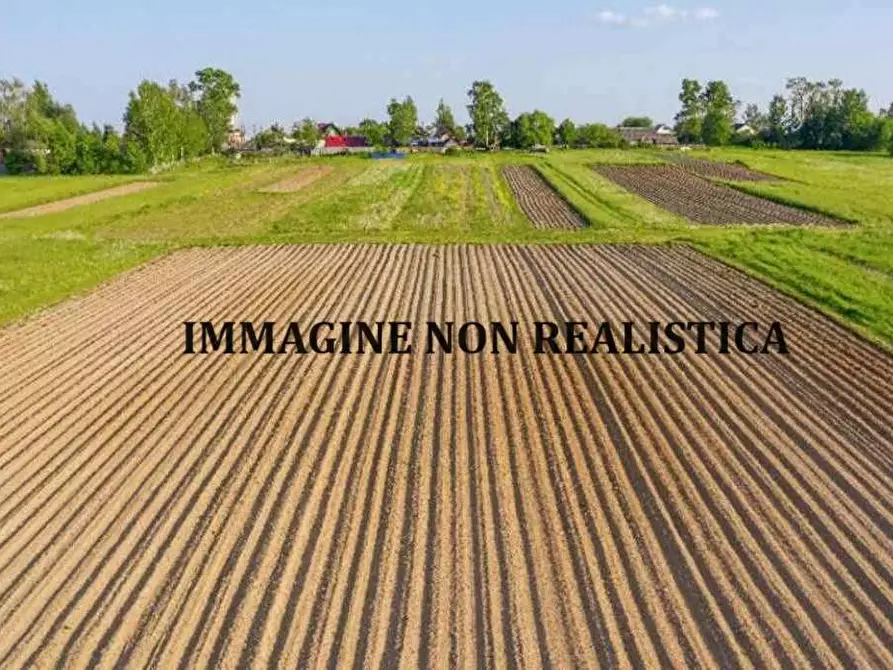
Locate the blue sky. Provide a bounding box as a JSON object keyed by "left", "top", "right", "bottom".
{"left": 2, "top": 1, "right": 891, "bottom": 131}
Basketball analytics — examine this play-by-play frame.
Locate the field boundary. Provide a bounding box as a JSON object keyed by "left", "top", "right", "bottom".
{"left": 720, "top": 181, "right": 860, "bottom": 225}
{"left": 684, "top": 240, "right": 893, "bottom": 353}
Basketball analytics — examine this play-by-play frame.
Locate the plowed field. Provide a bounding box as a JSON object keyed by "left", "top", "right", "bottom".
{"left": 1, "top": 244, "right": 891, "bottom": 668}
{"left": 596, "top": 165, "right": 843, "bottom": 226}
{"left": 663, "top": 155, "right": 781, "bottom": 181}
{"left": 502, "top": 166, "right": 586, "bottom": 229}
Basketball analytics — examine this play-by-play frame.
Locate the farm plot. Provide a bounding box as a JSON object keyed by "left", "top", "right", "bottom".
{"left": 596, "top": 165, "right": 844, "bottom": 226}
{"left": 258, "top": 166, "right": 332, "bottom": 193}
{"left": 663, "top": 155, "right": 781, "bottom": 181}
{"left": 502, "top": 165, "right": 587, "bottom": 229}
{"left": 0, "top": 182, "right": 158, "bottom": 219}
{"left": 1, "top": 244, "right": 892, "bottom": 668}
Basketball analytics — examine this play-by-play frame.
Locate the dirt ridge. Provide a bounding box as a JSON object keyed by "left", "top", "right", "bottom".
{"left": 1, "top": 244, "right": 891, "bottom": 667}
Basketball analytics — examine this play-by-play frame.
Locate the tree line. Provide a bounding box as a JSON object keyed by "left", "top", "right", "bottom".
{"left": 2, "top": 70, "right": 891, "bottom": 176}
{"left": 0, "top": 67, "right": 240, "bottom": 175}
{"left": 674, "top": 77, "right": 893, "bottom": 152}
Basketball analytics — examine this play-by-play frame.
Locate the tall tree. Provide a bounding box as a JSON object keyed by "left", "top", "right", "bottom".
{"left": 291, "top": 117, "right": 321, "bottom": 149}
{"left": 434, "top": 99, "right": 457, "bottom": 136}
{"left": 765, "top": 94, "right": 789, "bottom": 146}
{"left": 556, "top": 118, "right": 577, "bottom": 147}
{"left": 674, "top": 79, "right": 704, "bottom": 143}
{"left": 509, "top": 110, "right": 555, "bottom": 149}
{"left": 701, "top": 80, "right": 737, "bottom": 146}
{"left": 124, "top": 80, "right": 184, "bottom": 167}
{"left": 742, "top": 103, "right": 764, "bottom": 129}
{"left": 386, "top": 96, "right": 418, "bottom": 146}
{"left": 358, "top": 118, "right": 387, "bottom": 146}
{"left": 467, "top": 80, "right": 509, "bottom": 149}
{"left": 188, "top": 67, "right": 240, "bottom": 153}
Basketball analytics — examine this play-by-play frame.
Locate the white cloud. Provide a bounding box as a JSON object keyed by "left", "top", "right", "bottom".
{"left": 646, "top": 5, "right": 688, "bottom": 20}
{"left": 596, "top": 5, "right": 719, "bottom": 28}
{"left": 694, "top": 7, "right": 720, "bottom": 21}
{"left": 596, "top": 10, "right": 628, "bottom": 25}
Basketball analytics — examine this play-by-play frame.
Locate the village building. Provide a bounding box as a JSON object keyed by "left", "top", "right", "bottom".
{"left": 617, "top": 125, "right": 680, "bottom": 147}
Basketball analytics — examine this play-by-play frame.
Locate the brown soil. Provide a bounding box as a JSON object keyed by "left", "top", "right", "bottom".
{"left": 0, "top": 182, "right": 158, "bottom": 219}
{"left": 502, "top": 165, "right": 587, "bottom": 229}
{"left": 0, "top": 244, "right": 891, "bottom": 667}
{"left": 596, "top": 165, "right": 845, "bottom": 226}
{"left": 663, "top": 155, "right": 782, "bottom": 181}
{"left": 259, "top": 166, "right": 332, "bottom": 193}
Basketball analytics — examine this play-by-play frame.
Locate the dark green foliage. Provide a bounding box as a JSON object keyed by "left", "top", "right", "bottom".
{"left": 467, "top": 81, "right": 509, "bottom": 149}
{"left": 620, "top": 116, "right": 653, "bottom": 128}
{"left": 358, "top": 118, "right": 387, "bottom": 146}
{"left": 507, "top": 110, "right": 555, "bottom": 149}
{"left": 769, "top": 78, "right": 890, "bottom": 151}
{"left": 701, "top": 80, "right": 737, "bottom": 146}
{"left": 189, "top": 68, "right": 240, "bottom": 153}
{"left": 556, "top": 119, "right": 577, "bottom": 147}
{"left": 575, "top": 123, "right": 622, "bottom": 148}
{"left": 434, "top": 99, "right": 457, "bottom": 136}
{"left": 386, "top": 96, "right": 418, "bottom": 146}
{"left": 674, "top": 79, "right": 704, "bottom": 143}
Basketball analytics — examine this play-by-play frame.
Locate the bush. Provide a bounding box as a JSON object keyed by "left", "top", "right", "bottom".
{"left": 3, "top": 149, "right": 33, "bottom": 175}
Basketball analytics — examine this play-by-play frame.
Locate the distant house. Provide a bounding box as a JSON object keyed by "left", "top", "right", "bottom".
{"left": 315, "top": 127, "right": 373, "bottom": 155}
{"left": 409, "top": 131, "right": 461, "bottom": 153}
{"left": 227, "top": 127, "right": 246, "bottom": 150}
{"left": 734, "top": 123, "right": 757, "bottom": 137}
{"left": 617, "top": 126, "right": 679, "bottom": 147}
{"left": 317, "top": 123, "right": 342, "bottom": 138}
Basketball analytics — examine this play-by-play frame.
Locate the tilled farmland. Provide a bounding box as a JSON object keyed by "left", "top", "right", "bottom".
{"left": 502, "top": 165, "right": 587, "bottom": 229}
{"left": 596, "top": 165, "right": 843, "bottom": 226}
{"left": 662, "top": 155, "right": 781, "bottom": 181}
{"left": 1, "top": 244, "right": 892, "bottom": 668}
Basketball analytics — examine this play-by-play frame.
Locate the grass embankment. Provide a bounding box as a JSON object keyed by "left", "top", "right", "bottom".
{"left": 1, "top": 149, "right": 892, "bottom": 346}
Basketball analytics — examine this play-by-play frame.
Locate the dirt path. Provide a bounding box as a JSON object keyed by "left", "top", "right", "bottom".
{"left": 258, "top": 166, "right": 333, "bottom": 193}
{"left": 502, "top": 166, "right": 587, "bottom": 229}
{"left": 0, "top": 244, "right": 891, "bottom": 667}
{"left": 0, "top": 182, "right": 158, "bottom": 219}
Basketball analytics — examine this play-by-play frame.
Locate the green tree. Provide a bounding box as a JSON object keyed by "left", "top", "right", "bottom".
{"left": 189, "top": 68, "right": 240, "bottom": 152}
{"left": 467, "top": 80, "right": 509, "bottom": 149}
{"left": 701, "top": 80, "right": 736, "bottom": 146}
{"left": 0, "top": 78, "right": 28, "bottom": 150}
{"left": 434, "top": 99, "right": 457, "bottom": 136}
{"left": 291, "top": 117, "right": 321, "bottom": 149}
{"left": 576, "top": 123, "right": 622, "bottom": 148}
{"left": 509, "top": 110, "right": 554, "bottom": 149}
{"left": 674, "top": 79, "right": 704, "bottom": 143}
{"left": 556, "top": 118, "right": 577, "bottom": 147}
{"left": 620, "top": 116, "right": 653, "bottom": 128}
{"left": 386, "top": 96, "right": 418, "bottom": 146}
{"left": 124, "top": 80, "right": 183, "bottom": 167}
{"left": 358, "top": 118, "right": 387, "bottom": 146}
{"left": 99, "top": 125, "right": 126, "bottom": 173}
{"left": 765, "top": 95, "right": 789, "bottom": 147}
{"left": 742, "top": 104, "right": 764, "bottom": 130}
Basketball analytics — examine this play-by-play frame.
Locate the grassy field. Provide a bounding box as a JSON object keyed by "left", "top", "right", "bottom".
{"left": 1, "top": 149, "right": 892, "bottom": 346}
{"left": 0, "top": 174, "right": 139, "bottom": 214}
